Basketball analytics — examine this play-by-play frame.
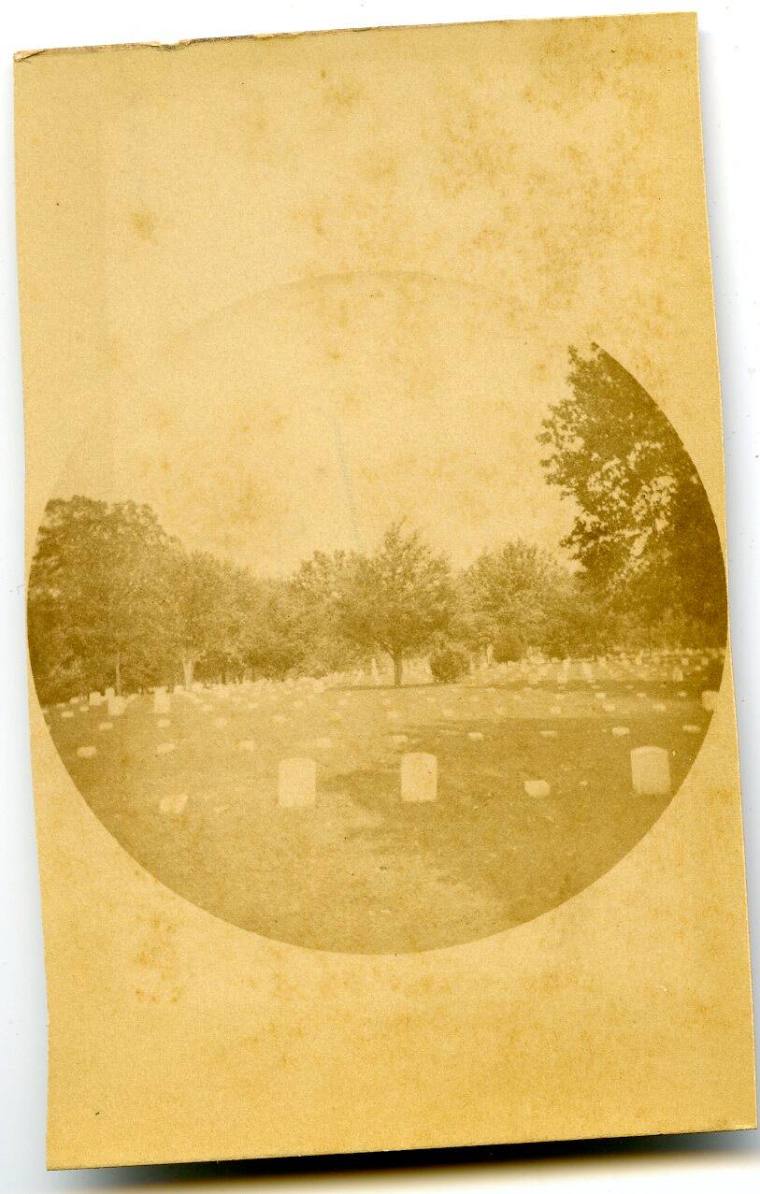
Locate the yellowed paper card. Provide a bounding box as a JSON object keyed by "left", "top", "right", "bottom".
{"left": 15, "top": 12, "right": 755, "bottom": 1169}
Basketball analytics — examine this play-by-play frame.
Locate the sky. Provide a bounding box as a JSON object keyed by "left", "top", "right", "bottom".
{"left": 42, "top": 18, "right": 692, "bottom": 578}
{"left": 53, "top": 271, "right": 579, "bottom": 576}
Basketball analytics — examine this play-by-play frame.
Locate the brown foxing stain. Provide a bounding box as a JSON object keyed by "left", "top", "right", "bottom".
{"left": 291, "top": 204, "right": 328, "bottom": 238}
{"left": 129, "top": 208, "right": 158, "bottom": 242}
{"left": 340, "top": 392, "right": 361, "bottom": 414}
{"left": 360, "top": 149, "right": 399, "bottom": 187}
{"left": 132, "top": 913, "right": 184, "bottom": 1005}
{"left": 321, "top": 76, "right": 364, "bottom": 111}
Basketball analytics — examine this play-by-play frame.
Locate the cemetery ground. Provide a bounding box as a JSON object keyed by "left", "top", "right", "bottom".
{"left": 45, "top": 655, "right": 720, "bottom": 953}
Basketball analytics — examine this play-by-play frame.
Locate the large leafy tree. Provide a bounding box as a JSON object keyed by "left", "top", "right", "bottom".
{"left": 169, "top": 550, "right": 243, "bottom": 687}
{"left": 335, "top": 522, "right": 456, "bottom": 686}
{"left": 28, "top": 497, "right": 177, "bottom": 699}
{"left": 288, "top": 551, "right": 364, "bottom": 676}
{"left": 465, "top": 540, "right": 573, "bottom": 659}
{"left": 538, "top": 345, "right": 727, "bottom": 644}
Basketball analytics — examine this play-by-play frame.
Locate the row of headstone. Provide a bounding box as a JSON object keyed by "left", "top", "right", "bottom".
{"left": 275, "top": 744, "right": 674, "bottom": 807}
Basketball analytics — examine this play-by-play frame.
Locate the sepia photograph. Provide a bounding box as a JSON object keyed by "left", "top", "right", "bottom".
{"left": 28, "top": 277, "right": 727, "bottom": 952}
{"left": 9, "top": 3, "right": 757, "bottom": 1177}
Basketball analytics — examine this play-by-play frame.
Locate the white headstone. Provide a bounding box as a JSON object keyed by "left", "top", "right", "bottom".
{"left": 155, "top": 742, "right": 176, "bottom": 756}
{"left": 107, "top": 694, "right": 125, "bottom": 717}
{"left": 701, "top": 690, "right": 719, "bottom": 712}
{"left": 631, "top": 746, "right": 671, "bottom": 796}
{"left": 61, "top": 710, "right": 74, "bottom": 720}
{"left": 98, "top": 722, "right": 113, "bottom": 732}
{"left": 611, "top": 726, "right": 630, "bottom": 737}
{"left": 524, "top": 779, "right": 550, "bottom": 798}
{"left": 76, "top": 745, "right": 97, "bottom": 758}
{"left": 468, "top": 731, "right": 484, "bottom": 741}
{"left": 159, "top": 792, "right": 188, "bottom": 815}
{"left": 278, "top": 757, "right": 317, "bottom": 808}
{"left": 400, "top": 752, "right": 437, "bottom": 803}
{"left": 88, "top": 691, "right": 102, "bottom": 707}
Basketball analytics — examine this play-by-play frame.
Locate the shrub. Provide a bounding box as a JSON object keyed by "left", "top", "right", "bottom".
{"left": 429, "top": 645, "right": 470, "bottom": 683}
{"left": 492, "top": 629, "right": 524, "bottom": 663}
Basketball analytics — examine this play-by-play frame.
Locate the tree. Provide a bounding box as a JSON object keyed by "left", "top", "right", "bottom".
{"left": 465, "top": 540, "right": 571, "bottom": 658}
{"left": 28, "top": 497, "right": 176, "bottom": 700}
{"left": 538, "top": 345, "right": 727, "bottom": 645}
{"left": 287, "top": 550, "right": 364, "bottom": 676}
{"left": 335, "top": 522, "right": 456, "bottom": 686}
{"left": 169, "top": 550, "right": 233, "bottom": 687}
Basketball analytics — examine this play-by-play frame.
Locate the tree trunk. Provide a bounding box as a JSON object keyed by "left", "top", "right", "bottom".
{"left": 392, "top": 653, "right": 403, "bottom": 688}
{"left": 182, "top": 655, "right": 194, "bottom": 689}
{"left": 115, "top": 650, "right": 122, "bottom": 696}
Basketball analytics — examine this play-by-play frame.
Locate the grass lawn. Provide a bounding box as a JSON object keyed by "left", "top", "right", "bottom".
{"left": 46, "top": 655, "right": 717, "bottom": 952}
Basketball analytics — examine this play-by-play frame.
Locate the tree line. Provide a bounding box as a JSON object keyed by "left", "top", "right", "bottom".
{"left": 28, "top": 346, "right": 727, "bottom": 702}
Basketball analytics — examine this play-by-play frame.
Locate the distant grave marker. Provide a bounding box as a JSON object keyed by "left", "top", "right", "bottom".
{"left": 631, "top": 746, "right": 670, "bottom": 796}
{"left": 278, "top": 757, "right": 317, "bottom": 808}
{"left": 401, "top": 752, "right": 437, "bottom": 803}
{"left": 524, "top": 779, "right": 550, "bottom": 798}
{"left": 159, "top": 792, "right": 188, "bottom": 815}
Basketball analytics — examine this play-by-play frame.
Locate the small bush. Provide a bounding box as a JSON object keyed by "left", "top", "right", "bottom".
{"left": 429, "top": 645, "right": 470, "bottom": 684}
{"left": 492, "top": 630, "right": 524, "bottom": 663}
